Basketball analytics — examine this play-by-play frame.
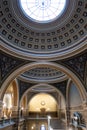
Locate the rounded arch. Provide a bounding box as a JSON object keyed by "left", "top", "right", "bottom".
{"left": 27, "top": 93, "right": 58, "bottom": 113}
{"left": 20, "top": 95, "right": 27, "bottom": 109}
{"left": 0, "top": 62, "right": 87, "bottom": 102}
{"left": 20, "top": 83, "right": 66, "bottom": 108}
{"left": 2, "top": 79, "right": 19, "bottom": 118}
{"left": 66, "top": 79, "right": 83, "bottom": 108}
{"left": 12, "top": 80, "right": 19, "bottom": 107}
{"left": 1, "top": 79, "right": 19, "bottom": 107}
{"left": 66, "top": 79, "right": 72, "bottom": 108}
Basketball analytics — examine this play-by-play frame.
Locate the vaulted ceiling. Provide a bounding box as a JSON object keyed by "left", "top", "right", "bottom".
{"left": 0, "top": 0, "right": 87, "bottom": 98}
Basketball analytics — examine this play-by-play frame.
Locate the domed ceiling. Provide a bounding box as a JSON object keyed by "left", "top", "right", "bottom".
{"left": 0, "top": 0, "right": 87, "bottom": 60}
{"left": 18, "top": 66, "right": 67, "bottom": 83}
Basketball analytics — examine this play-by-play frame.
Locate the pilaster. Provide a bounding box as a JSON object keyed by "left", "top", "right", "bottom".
{"left": 0, "top": 100, "right": 3, "bottom": 119}
{"left": 66, "top": 107, "right": 71, "bottom": 127}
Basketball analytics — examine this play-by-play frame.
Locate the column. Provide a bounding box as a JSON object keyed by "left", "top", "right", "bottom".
{"left": 58, "top": 95, "right": 61, "bottom": 119}
{"left": 0, "top": 100, "right": 3, "bottom": 119}
{"left": 11, "top": 106, "right": 18, "bottom": 118}
{"left": 66, "top": 107, "right": 71, "bottom": 127}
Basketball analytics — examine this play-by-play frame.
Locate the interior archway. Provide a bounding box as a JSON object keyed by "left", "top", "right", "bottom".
{"left": 0, "top": 62, "right": 86, "bottom": 102}
{"left": 28, "top": 93, "right": 58, "bottom": 117}
{"left": 0, "top": 0, "right": 87, "bottom": 129}
{"left": 2, "top": 80, "right": 19, "bottom": 118}
{"left": 20, "top": 84, "right": 66, "bottom": 130}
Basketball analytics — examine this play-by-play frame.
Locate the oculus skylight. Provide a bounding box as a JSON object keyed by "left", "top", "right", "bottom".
{"left": 20, "top": 0, "right": 66, "bottom": 23}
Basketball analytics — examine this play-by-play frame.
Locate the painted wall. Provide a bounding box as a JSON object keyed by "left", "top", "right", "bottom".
{"left": 69, "top": 83, "right": 82, "bottom": 107}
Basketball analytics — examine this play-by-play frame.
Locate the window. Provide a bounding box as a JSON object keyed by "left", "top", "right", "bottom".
{"left": 19, "top": 0, "right": 66, "bottom": 23}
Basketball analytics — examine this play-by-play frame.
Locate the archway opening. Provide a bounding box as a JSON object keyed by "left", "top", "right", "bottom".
{"left": 28, "top": 93, "right": 58, "bottom": 118}
{"left": 20, "top": 86, "right": 66, "bottom": 130}
{"left": 2, "top": 81, "right": 18, "bottom": 118}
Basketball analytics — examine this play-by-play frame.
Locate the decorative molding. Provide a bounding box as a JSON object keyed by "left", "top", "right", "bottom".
{"left": 69, "top": 105, "right": 83, "bottom": 110}
{"left": 18, "top": 66, "right": 67, "bottom": 83}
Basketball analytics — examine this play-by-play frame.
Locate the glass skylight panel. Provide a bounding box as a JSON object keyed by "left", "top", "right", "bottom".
{"left": 20, "top": 0, "right": 66, "bottom": 23}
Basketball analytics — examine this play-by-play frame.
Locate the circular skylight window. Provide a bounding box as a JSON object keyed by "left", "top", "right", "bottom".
{"left": 19, "top": 0, "right": 66, "bottom": 23}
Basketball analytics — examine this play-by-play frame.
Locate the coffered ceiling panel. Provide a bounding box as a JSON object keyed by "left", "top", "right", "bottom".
{"left": 0, "top": 0, "right": 87, "bottom": 60}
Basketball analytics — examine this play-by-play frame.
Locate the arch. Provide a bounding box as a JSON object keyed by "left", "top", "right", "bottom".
{"left": 1, "top": 79, "right": 19, "bottom": 108}
{"left": 0, "top": 62, "right": 87, "bottom": 103}
{"left": 20, "top": 84, "right": 66, "bottom": 119}
{"left": 12, "top": 80, "right": 19, "bottom": 107}
{"left": 28, "top": 93, "right": 58, "bottom": 112}
{"left": 66, "top": 79, "right": 83, "bottom": 108}
{"left": 21, "top": 95, "right": 27, "bottom": 109}
{"left": 2, "top": 79, "right": 19, "bottom": 118}
{"left": 66, "top": 79, "right": 72, "bottom": 108}
{"left": 20, "top": 83, "right": 66, "bottom": 109}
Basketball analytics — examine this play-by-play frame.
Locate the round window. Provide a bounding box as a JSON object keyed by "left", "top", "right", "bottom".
{"left": 19, "top": 0, "right": 66, "bottom": 23}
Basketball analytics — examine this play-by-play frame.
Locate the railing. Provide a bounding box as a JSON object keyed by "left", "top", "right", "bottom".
{"left": 0, "top": 116, "right": 66, "bottom": 130}
{"left": 0, "top": 118, "right": 15, "bottom": 130}
{"left": 26, "top": 117, "right": 66, "bottom": 130}
{"left": 0, "top": 118, "right": 12, "bottom": 125}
